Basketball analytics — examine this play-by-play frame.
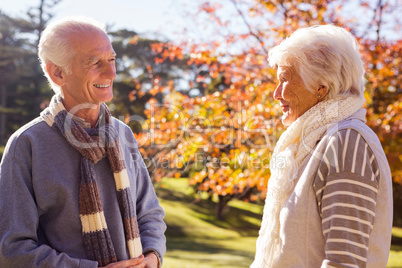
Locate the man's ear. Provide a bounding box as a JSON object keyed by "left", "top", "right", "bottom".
{"left": 46, "top": 62, "right": 65, "bottom": 87}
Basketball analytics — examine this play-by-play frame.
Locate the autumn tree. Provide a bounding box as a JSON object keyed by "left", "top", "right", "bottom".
{"left": 132, "top": 0, "right": 401, "bottom": 220}
{"left": 358, "top": 0, "right": 402, "bottom": 224}
{"left": 0, "top": 0, "right": 62, "bottom": 150}
{"left": 108, "top": 29, "right": 204, "bottom": 143}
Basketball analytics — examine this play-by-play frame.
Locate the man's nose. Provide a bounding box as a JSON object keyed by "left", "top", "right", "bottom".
{"left": 102, "top": 62, "right": 116, "bottom": 79}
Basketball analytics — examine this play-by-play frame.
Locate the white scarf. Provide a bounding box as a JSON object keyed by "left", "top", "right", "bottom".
{"left": 251, "top": 95, "right": 364, "bottom": 268}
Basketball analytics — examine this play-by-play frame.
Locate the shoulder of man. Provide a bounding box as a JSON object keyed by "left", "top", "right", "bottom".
{"left": 2, "top": 117, "right": 49, "bottom": 158}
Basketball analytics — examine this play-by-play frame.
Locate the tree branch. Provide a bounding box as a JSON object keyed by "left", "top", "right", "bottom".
{"left": 229, "top": 0, "right": 268, "bottom": 54}
{"left": 375, "top": 0, "right": 384, "bottom": 43}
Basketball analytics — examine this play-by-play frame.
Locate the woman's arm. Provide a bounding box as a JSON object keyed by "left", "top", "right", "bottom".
{"left": 314, "top": 129, "right": 380, "bottom": 268}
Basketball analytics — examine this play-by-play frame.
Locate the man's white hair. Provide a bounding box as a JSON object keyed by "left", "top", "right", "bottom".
{"left": 268, "top": 24, "right": 365, "bottom": 100}
{"left": 38, "top": 16, "right": 107, "bottom": 94}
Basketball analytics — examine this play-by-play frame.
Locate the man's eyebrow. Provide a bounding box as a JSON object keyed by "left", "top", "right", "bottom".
{"left": 85, "top": 53, "right": 116, "bottom": 64}
{"left": 84, "top": 56, "right": 99, "bottom": 65}
{"left": 91, "top": 56, "right": 99, "bottom": 61}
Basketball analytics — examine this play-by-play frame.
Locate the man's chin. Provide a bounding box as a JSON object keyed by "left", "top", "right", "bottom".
{"left": 99, "top": 94, "right": 114, "bottom": 104}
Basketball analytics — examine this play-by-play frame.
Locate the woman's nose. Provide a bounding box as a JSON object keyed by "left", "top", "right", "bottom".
{"left": 273, "top": 84, "right": 282, "bottom": 100}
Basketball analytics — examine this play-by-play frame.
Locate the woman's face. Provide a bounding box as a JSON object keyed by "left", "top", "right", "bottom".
{"left": 273, "top": 66, "right": 318, "bottom": 127}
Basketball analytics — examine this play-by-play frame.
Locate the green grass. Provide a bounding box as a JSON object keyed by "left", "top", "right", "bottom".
{"left": 156, "top": 178, "right": 261, "bottom": 267}
{"left": 389, "top": 227, "right": 402, "bottom": 268}
{"left": 157, "top": 178, "right": 402, "bottom": 268}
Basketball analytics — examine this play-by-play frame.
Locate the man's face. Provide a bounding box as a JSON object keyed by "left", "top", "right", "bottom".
{"left": 61, "top": 29, "right": 116, "bottom": 110}
{"left": 273, "top": 66, "right": 318, "bottom": 127}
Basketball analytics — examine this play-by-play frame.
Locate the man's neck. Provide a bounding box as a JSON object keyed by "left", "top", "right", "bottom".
{"left": 73, "top": 109, "right": 100, "bottom": 128}
{"left": 63, "top": 101, "right": 101, "bottom": 128}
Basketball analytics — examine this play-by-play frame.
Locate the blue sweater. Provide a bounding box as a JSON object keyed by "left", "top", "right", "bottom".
{"left": 0, "top": 116, "right": 166, "bottom": 268}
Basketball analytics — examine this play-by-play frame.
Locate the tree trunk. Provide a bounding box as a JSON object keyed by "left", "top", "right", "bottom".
{"left": 216, "top": 195, "right": 231, "bottom": 220}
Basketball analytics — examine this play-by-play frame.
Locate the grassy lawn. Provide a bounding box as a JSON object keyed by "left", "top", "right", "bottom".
{"left": 157, "top": 178, "right": 402, "bottom": 268}
{"left": 389, "top": 227, "right": 402, "bottom": 268}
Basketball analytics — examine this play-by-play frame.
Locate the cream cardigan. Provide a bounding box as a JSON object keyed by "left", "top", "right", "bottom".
{"left": 265, "top": 109, "right": 393, "bottom": 268}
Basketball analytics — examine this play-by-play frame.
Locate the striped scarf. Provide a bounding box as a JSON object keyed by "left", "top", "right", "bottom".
{"left": 41, "top": 94, "right": 142, "bottom": 266}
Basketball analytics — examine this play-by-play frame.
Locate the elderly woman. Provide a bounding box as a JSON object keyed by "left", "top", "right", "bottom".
{"left": 252, "top": 25, "right": 393, "bottom": 268}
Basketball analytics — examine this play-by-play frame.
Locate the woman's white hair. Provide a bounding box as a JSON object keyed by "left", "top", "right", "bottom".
{"left": 38, "top": 16, "right": 107, "bottom": 94}
{"left": 268, "top": 24, "right": 365, "bottom": 99}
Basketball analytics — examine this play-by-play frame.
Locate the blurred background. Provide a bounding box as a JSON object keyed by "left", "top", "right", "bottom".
{"left": 1, "top": 0, "right": 401, "bottom": 267}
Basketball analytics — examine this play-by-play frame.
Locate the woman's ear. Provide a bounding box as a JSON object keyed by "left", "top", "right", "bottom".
{"left": 46, "top": 62, "right": 65, "bottom": 87}
{"left": 317, "top": 85, "right": 328, "bottom": 100}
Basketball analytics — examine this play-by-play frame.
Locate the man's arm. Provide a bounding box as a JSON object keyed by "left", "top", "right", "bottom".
{"left": 0, "top": 137, "right": 97, "bottom": 268}
{"left": 129, "top": 145, "right": 166, "bottom": 265}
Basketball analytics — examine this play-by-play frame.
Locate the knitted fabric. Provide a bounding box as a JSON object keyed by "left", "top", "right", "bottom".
{"left": 41, "top": 95, "right": 142, "bottom": 266}
{"left": 251, "top": 95, "right": 364, "bottom": 268}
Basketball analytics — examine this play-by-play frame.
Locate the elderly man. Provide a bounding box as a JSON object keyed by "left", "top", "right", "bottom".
{"left": 0, "top": 17, "right": 166, "bottom": 268}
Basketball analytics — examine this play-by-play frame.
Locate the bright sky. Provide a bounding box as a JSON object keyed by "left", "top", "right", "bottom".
{"left": 4, "top": 0, "right": 399, "bottom": 44}
{"left": 2, "top": 0, "right": 189, "bottom": 40}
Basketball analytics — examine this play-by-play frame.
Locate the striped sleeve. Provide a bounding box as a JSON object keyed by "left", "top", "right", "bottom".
{"left": 313, "top": 129, "right": 380, "bottom": 268}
